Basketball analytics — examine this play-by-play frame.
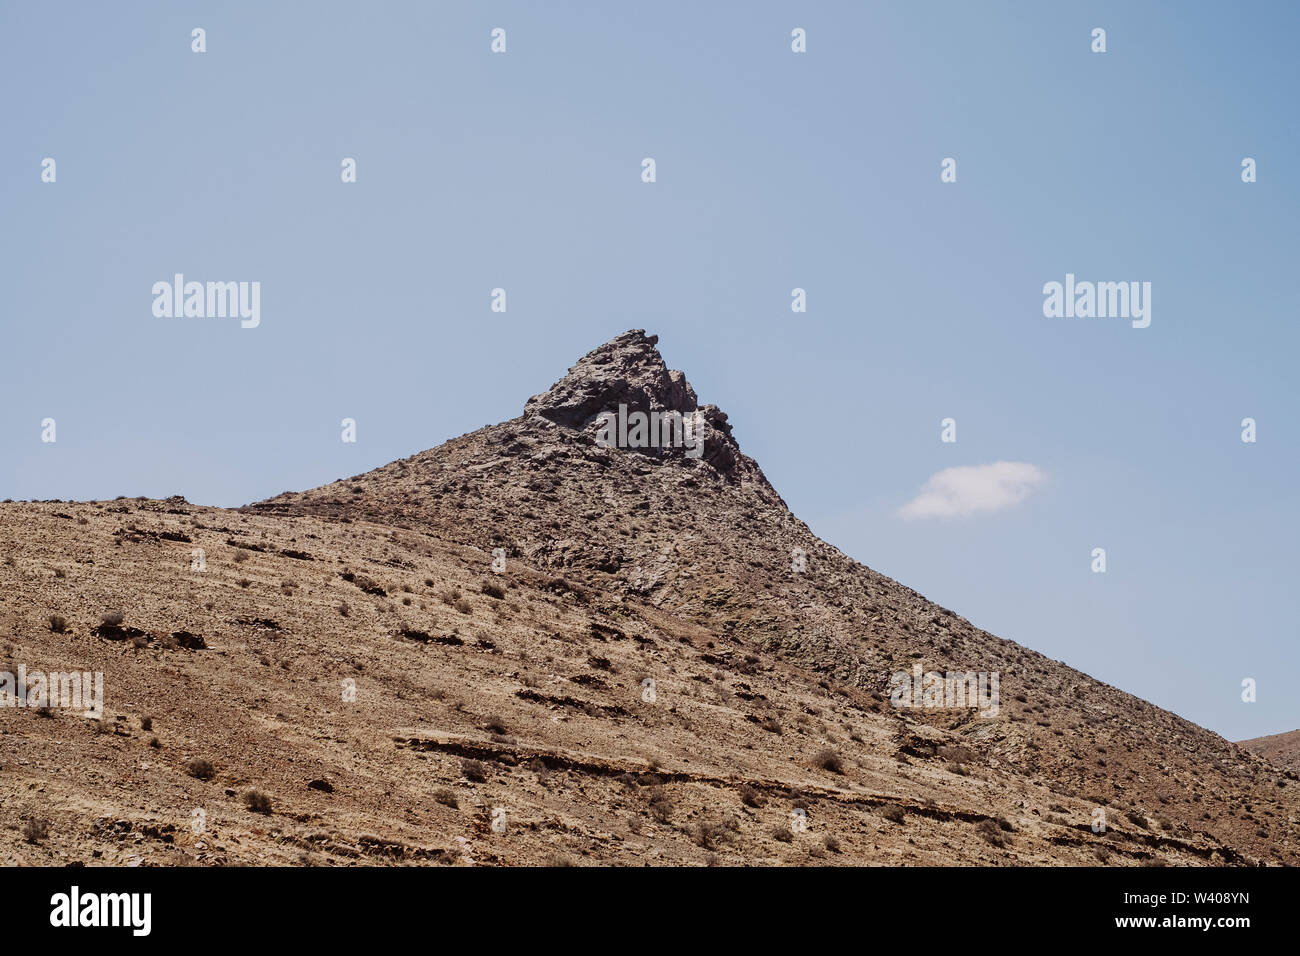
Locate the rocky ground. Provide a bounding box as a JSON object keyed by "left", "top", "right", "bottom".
{"left": 2, "top": 330, "right": 1295, "bottom": 866}
{"left": 1240, "top": 730, "right": 1300, "bottom": 775}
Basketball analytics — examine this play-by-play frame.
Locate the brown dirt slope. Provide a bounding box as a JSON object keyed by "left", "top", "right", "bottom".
{"left": 1, "top": 330, "right": 1295, "bottom": 866}
{"left": 1239, "top": 731, "right": 1300, "bottom": 774}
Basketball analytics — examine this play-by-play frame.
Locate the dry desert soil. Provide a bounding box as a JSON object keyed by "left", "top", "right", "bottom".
{"left": 1239, "top": 730, "right": 1300, "bottom": 775}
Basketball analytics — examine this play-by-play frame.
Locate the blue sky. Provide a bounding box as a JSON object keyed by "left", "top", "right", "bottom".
{"left": 2, "top": 1, "right": 1296, "bottom": 741}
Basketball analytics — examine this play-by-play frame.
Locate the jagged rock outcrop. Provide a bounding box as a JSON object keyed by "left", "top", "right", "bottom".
{"left": 524, "top": 329, "right": 757, "bottom": 483}
{"left": 525, "top": 330, "right": 696, "bottom": 428}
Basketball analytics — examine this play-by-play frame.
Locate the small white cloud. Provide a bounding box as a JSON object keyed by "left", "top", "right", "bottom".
{"left": 898, "top": 462, "right": 1046, "bottom": 519}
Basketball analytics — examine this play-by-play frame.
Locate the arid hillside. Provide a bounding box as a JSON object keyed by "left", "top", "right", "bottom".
{"left": 1240, "top": 731, "right": 1300, "bottom": 775}
{"left": 2, "top": 330, "right": 1295, "bottom": 866}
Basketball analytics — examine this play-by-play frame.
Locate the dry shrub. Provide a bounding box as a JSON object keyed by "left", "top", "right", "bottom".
{"left": 646, "top": 787, "right": 674, "bottom": 823}
{"left": 976, "top": 818, "right": 1010, "bottom": 847}
{"left": 185, "top": 758, "right": 216, "bottom": 781}
{"left": 813, "top": 749, "right": 843, "bottom": 774}
{"left": 693, "top": 816, "right": 738, "bottom": 849}
{"left": 22, "top": 818, "right": 50, "bottom": 843}
{"left": 244, "top": 789, "right": 273, "bottom": 814}
{"left": 881, "top": 805, "right": 906, "bottom": 824}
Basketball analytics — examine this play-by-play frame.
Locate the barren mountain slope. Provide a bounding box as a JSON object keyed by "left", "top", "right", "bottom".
{"left": 1, "top": 330, "right": 1295, "bottom": 866}
{"left": 1240, "top": 731, "right": 1300, "bottom": 774}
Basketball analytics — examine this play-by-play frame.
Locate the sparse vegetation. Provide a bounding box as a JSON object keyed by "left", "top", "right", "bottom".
{"left": 462, "top": 759, "right": 488, "bottom": 783}
{"left": 693, "top": 816, "right": 738, "bottom": 849}
{"left": 47, "top": 614, "right": 68, "bottom": 633}
{"left": 976, "top": 819, "right": 1011, "bottom": 848}
{"left": 185, "top": 758, "right": 216, "bottom": 781}
{"left": 881, "top": 805, "right": 906, "bottom": 824}
{"left": 813, "top": 748, "right": 843, "bottom": 774}
{"left": 646, "top": 787, "right": 675, "bottom": 823}
{"left": 243, "top": 789, "right": 273, "bottom": 814}
{"left": 22, "top": 818, "right": 50, "bottom": 844}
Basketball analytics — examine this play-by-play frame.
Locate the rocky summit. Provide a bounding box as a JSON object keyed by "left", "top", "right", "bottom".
{"left": 1, "top": 330, "right": 1295, "bottom": 866}
{"left": 522, "top": 330, "right": 755, "bottom": 481}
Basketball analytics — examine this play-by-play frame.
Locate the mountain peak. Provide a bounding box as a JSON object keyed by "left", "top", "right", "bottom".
{"left": 524, "top": 329, "right": 757, "bottom": 483}
{"left": 524, "top": 329, "right": 698, "bottom": 426}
